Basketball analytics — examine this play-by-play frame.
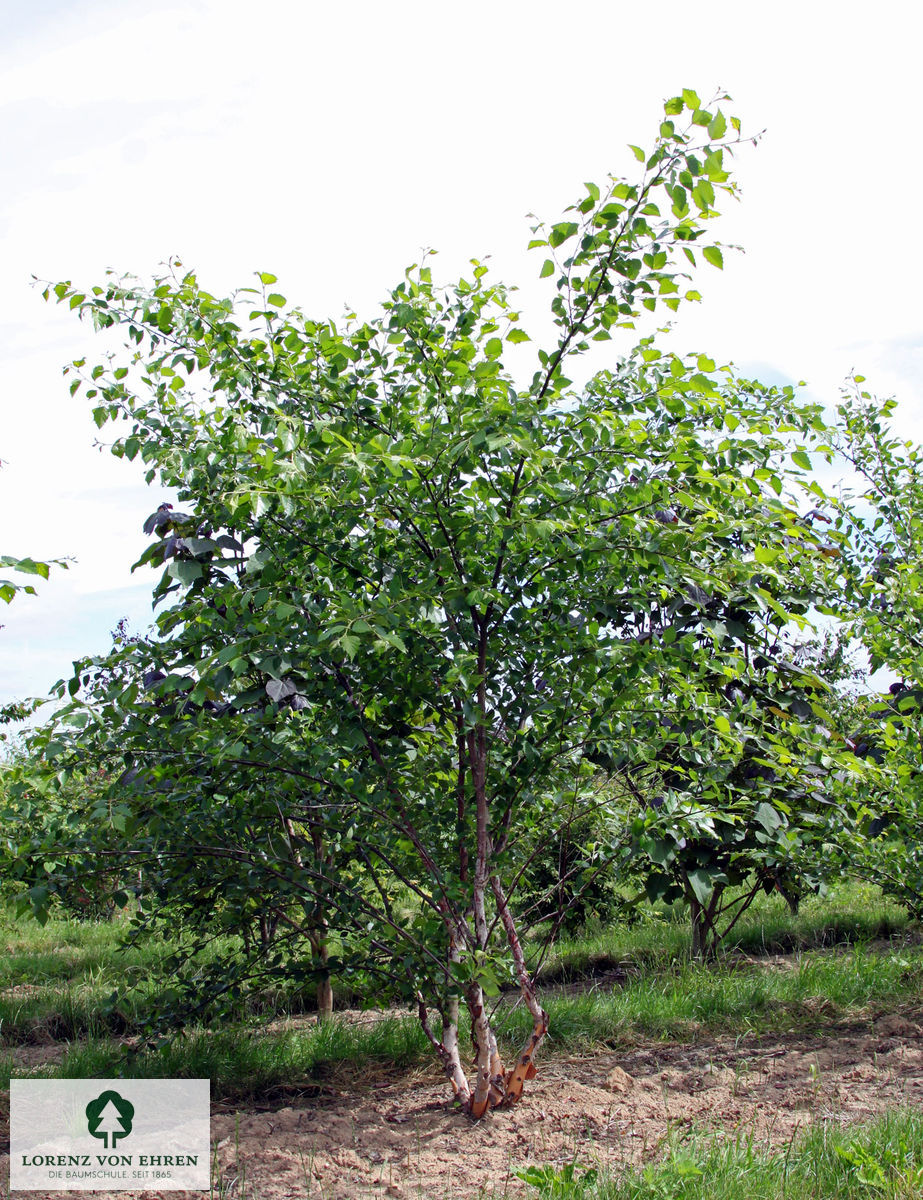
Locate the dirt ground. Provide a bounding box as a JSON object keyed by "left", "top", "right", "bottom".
{"left": 5, "top": 1008, "right": 923, "bottom": 1200}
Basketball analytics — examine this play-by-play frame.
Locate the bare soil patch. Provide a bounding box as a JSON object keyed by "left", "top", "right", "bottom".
{"left": 207, "top": 1011, "right": 923, "bottom": 1199}
{"left": 6, "top": 1009, "right": 923, "bottom": 1200}
{"left": 7, "top": 1043, "right": 67, "bottom": 1070}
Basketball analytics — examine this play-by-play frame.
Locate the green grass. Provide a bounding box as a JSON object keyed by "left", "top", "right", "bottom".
{"left": 50, "top": 1016, "right": 433, "bottom": 1101}
{"left": 497, "top": 942, "right": 923, "bottom": 1053}
{"left": 2, "top": 885, "right": 921, "bottom": 1102}
{"left": 4, "top": 940, "right": 920, "bottom": 1102}
{"left": 514, "top": 1109, "right": 923, "bottom": 1198}
{"left": 0, "top": 914, "right": 167, "bottom": 1040}
{"left": 3, "top": 888, "right": 921, "bottom": 1200}
{"left": 2, "top": 890, "right": 921, "bottom": 1200}
{"left": 0, "top": 912, "right": 319, "bottom": 1042}
{"left": 535, "top": 882, "right": 911, "bottom": 983}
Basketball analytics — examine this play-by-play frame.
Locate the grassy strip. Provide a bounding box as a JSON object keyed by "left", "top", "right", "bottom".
{"left": 0, "top": 973, "right": 321, "bottom": 1045}
{"left": 536, "top": 884, "right": 911, "bottom": 983}
{"left": 0, "top": 915, "right": 159, "bottom": 1041}
{"left": 28, "top": 1018, "right": 433, "bottom": 1101}
{"left": 0, "top": 884, "right": 910, "bottom": 1044}
{"left": 515, "top": 1108, "right": 923, "bottom": 1198}
{"left": 0, "top": 914, "right": 321, "bottom": 1042}
{"left": 7, "top": 943, "right": 922, "bottom": 1101}
{"left": 499, "top": 943, "right": 923, "bottom": 1050}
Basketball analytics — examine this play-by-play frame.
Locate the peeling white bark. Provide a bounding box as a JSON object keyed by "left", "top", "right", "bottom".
{"left": 467, "top": 982, "right": 494, "bottom": 1117}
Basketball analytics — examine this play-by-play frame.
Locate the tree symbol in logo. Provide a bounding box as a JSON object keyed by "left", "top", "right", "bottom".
{"left": 85, "top": 1090, "right": 135, "bottom": 1149}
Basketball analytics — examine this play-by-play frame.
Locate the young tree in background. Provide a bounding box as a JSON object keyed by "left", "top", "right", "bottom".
{"left": 833, "top": 380, "right": 923, "bottom": 686}
{"left": 824, "top": 382, "right": 923, "bottom": 916}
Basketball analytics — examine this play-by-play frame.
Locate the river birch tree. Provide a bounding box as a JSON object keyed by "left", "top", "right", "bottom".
{"left": 29, "top": 90, "right": 849, "bottom": 1114}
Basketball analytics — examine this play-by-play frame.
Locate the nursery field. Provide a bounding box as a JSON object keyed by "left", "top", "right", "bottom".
{"left": 3, "top": 885, "right": 923, "bottom": 1199}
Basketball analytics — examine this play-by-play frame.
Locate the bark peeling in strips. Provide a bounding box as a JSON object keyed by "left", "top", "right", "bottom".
{"left": 418, "top": 998, "right": 471, "bottom": 1104}
{"left": 492, "top": 877, "right": 549, "bottom": 1105}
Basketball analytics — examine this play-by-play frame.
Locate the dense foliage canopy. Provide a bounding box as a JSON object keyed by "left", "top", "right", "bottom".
{"left": 9, "top": 90, "right": 886, "bottom": 1114}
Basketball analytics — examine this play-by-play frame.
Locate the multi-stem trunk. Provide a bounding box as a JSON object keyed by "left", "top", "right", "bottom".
{"left": 465, "top": 711, "right": 497, "bottom": 1116}
{"left": 419, "top": 659, "right": 548, "bottom": 1113}
{"left": 418, "top": 884, "right": 549, "bottom": 1117}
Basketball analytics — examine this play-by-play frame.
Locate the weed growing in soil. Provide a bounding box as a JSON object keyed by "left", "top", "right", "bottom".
{"left": 515, "top": 1108, "right": 923, "bottom": 1199}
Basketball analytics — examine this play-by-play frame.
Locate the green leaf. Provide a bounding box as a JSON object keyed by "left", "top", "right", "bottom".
{"left": 507, "top": 328, "right": 530, "bottom": 344}
{"left": 664, "top": 96, "right": 684, "bottom": 116}
{"left": 682, "top": 88, "right": 701, "bottom": 110}
{"left": 259, "top": 272, "right": 278, "bottom": 285}
{"left": 266, "top": 293, "right": 286, "bottom": 308}
{"left": 708, "top": 111, "right": 727, "bottom": 139}
{"left": 548, "top": 222, "right": 578, "bottom": 248}
{"left": 692, "top": 180, "right": 715, "bottom": 210}
{"left": 168, "top": 561, "right": 204, "bottom": 585}
{"left": 687, "top": 867, "right": 714, "bottom": 904}
{"left": 755, "top": 803, "right": 782, "bottom": 833}
{"left": 703, "top": 246, "right": 724, "bottom": 269}
{"left": 792, "top": 450, "right": 812, "bottom": 471}
{"left": 540, "top": 259, "right": 555, "bottom": 278}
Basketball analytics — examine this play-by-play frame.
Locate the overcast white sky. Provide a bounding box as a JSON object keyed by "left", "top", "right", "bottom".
{"left": 1, "top": 0, "right": 921, "bottom": 707}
